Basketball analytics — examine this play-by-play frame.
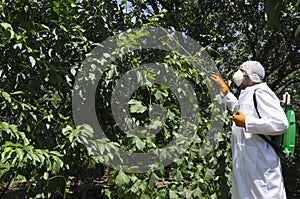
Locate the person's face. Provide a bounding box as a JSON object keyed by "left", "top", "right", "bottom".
{"left": 239, "top": 67, "right": 251, "bottom": 89}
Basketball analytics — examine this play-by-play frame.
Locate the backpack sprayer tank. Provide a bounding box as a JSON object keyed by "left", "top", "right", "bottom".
{"left": 275, "top": 92, "right": 296, "bottom": 158}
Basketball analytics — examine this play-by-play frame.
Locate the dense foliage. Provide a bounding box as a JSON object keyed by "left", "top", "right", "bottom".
{"left": 0, "top": 0, "right": 299, "bottom": 198}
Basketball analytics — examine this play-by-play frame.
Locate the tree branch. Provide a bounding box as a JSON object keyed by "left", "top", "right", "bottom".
{"left": 275, "top": 79, "right": 300, "bottom": 96}
{"left": 0, "top": 175, "right": 14, "bottom": 198}
{"left": 269, "top": 63, "right": 300, "bottom": 90}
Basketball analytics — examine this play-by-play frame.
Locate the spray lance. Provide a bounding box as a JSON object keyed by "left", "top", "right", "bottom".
{"left": 160, "top": 28, "right": 215, "bottom": 78}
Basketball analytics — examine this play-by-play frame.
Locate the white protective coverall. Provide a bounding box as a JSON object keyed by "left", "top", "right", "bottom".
{"left": 224, "top": 82, "right": 288, "bottom": 199}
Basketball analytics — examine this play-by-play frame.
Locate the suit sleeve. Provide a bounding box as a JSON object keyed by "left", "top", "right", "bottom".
{"left": 223, "top": 92, "right": 239, "bottom": 113}
{"left": 245, "top": 90, "right": 288, "bottom": 135}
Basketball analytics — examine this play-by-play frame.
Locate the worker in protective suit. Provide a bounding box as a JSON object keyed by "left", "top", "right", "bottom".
{"left": 210, "top": 61, "right": 288, "bottom": 199}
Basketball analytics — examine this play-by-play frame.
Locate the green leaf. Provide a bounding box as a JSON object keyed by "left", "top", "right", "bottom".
{"left": 1, "top": 91, "right": 11, "bottom": 103}
{"left": 49, "top": 151, "right": 63, "bottom": 157}
{"left": 148, "top": 120, "right": 163, "bottom": 130}
{"left": 158, "top": 189, "right": 167, "bottom": 198}
{"left": 43, "top": 172, "right": 49, "bottom": 180}
{"left": 0, "top": 22, "right": 14, "bottom": 39}
{"left": 19, "top": 132, "right": 29, "bottom": 145}
{"left": 160, "top": 148, "right": 167, "bottom": 160}
{"left": 131, "top": 16, "right": 136, "bottom": 24}
{"left": 0, "top": 22, "right": 12, "bottom": 30}
{"left": 70, "top": 68, "right": 77, "bottom": 76}
{"left": 51, "top": 161, "right": 60, "bottom": 174}
{"left": 169, "top": 190, "right": 178, "bottom": 199}
{"left": 1, "top": 147, "right": 13, "bottom": 162}
{"left": 29, "top": 56, "right": 36, "bottom": 67}
{"left": 15, "top": 148, "right": 24, "bottom": 162}
{"left": 148, "top": 172, "right": 158, "bottom": 189}
{"left": 205, "top": 168, "right": 215, "bottom": 180}
{"left": 130, "top": 179, "right": 140, "bottom": 193}
{"left": 185, "top": 189, "right": 193, "bottom": 199}
{"left": 115, "top": 170, "right": 130, "bottom": 187}
{"left": 128, "top": 99, "right": 147, "bottom": 113}
{"left": 104, "top": 189, "right": 111, "bottom": 198}
{"left": 96, "top": 142, "right": 106, "bottom": 155}
{"left": 51, "top": 156, "right": 64, "bottom": 174}
{"left": 192, "top": 187, "right": 203, "bottom": 198}
{"left": 4, "top": 142, "right": 23, "bottom": 148}
{"left": 0, "top": 122, "right": 9, "bottom": 130}
{"left": 29, "top": 112, "right": 38, "bottom": 122}
{"left": 58, "top": 113, "right": 70, "bottom": 120}
{"left": 140, "top": 193, "right": 151, "bottom": 199}
{"left": 154, "top": 90, "right": 164, "bottom": 101}
{"left": 13, "top": 43, "right": 22, "bottom": 49}
{"left": 36, "top": 153, "right": 46, "bottom": 167}
{"left": 121, "top": 0, "right": 127, "bottom": 6}
{"left": 11, "top": 91, "right": 24, "bottom": 95}
{"left": 62, "top": 125, "right": 73, "bottom": 135}
{"left": 174, "top": 169, "right": 183, "bottom": 182}
{"left": 135, "top": 137, "right": 145, "bottom": 150}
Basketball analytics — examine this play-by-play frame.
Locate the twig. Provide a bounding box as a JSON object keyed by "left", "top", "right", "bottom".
{"left": 0, "top": 175, "right": 14, "bottom": 199}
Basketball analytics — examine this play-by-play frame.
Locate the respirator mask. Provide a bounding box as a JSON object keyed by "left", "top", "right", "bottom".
{"left": 232, "top": 69, "right": 244, "bottom": 87}
{"left": 233, "top": 61, "right": 265, "bottom": 87}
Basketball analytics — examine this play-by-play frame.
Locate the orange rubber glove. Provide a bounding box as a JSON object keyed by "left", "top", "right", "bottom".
{"left": 233, "top": 110, "right": 246, "bottom": 128}
{"left": 210, "top": 74, "right": 229, "bottom": 94}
